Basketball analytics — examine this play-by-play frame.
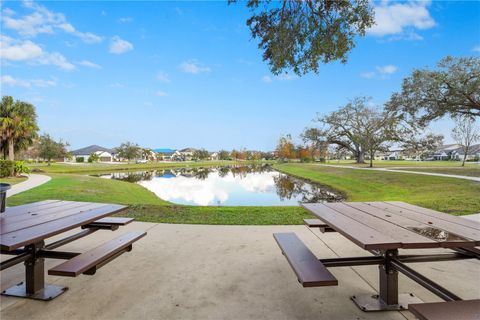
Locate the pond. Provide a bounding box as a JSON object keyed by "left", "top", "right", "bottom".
{"left": 95, "top": 165, "right": 344, "bottom": 206}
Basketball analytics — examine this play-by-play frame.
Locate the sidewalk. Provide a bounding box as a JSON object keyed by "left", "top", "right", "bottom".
{"left": 6, "top": 174, "right": 51, "bottom": 198}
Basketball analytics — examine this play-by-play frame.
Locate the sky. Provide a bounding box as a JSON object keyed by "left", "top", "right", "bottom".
{"left": 1, "top": 0, "right": 479, "bottom": 151}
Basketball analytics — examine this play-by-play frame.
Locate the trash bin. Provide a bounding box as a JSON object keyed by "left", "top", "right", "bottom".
{"left": 0, "top": 183, "right": 11, "bottom": 213}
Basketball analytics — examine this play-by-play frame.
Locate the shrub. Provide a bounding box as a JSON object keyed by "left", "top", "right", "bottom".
{"left": 15, "top": 161, "right": 31, "bottom": 175}
{"left": 0, "top": 160, "right": 15, "bottom": 178}
{"left": 76, "top": 157, "right": 85, "bottom": 163}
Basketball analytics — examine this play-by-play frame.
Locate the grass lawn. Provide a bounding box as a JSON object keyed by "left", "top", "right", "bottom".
{"left": 274, "top": 163, "right": 480, "bottom": 215}
{"left": 325, "top": 159, "right": 478, "bottom": 168}
{"left": 396, "top": 167, "right": 480, "bottom": 177}
{"left": 27, "top": 160, "right": 271, "bottom": 174}
{"left": 0, "top": 176, "right": 28, "bottom": 185}
{"left": 6, "top": 174, "right": 310, "bottom": 225}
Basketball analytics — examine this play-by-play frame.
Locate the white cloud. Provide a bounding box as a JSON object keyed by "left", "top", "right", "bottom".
{"left": 262, "top": 73, "right": 297, "bottom": 83}
{"left": 262, "top": 75, "right": 272, "bottom": 83}
{"left": 157, "top": 71, "right": 170, "bottom": 83}
{"left": 360, "top": 71, "right": 375, "bottom": 79}
{"left": 376, "top": 65, "right": 398, "bottom": 74}
{"left": 0, "top": 36, "right": 43, "bottom": 60}
{"left": 118, "top": 17, "right": 133, "bottom": 23}
{"left": 1, "top": 1, "right": 102, "bottom": 43}
{"left": 179, "top": 60, "right": 211, "bottom": 74}
{"left": 1, "top": 75, "right": 56, "bottom": 88}
{"left": 155, "top": 91, "right": 168, "bottom": 97}
{"left": 37, "top": 52, "right": 75, "bottom": 71}
{"left": 78, "top": 60, "right": 101, "bottom": 69}
{"left": 0, "top": 35, "right": 74, "bottom": 71}
{"left": 361, "top": 65, "right": 398, "bottom": 79}
{"left": 109, "top": 83, "right": 124, "bottom": 88}
{"left": 368, "top": 1, "right": 436, "bottom": 39}
{"left": 473, "top": 46, "right": 480, "bottom": 53}
{"left": 109, "top": 36, "right": 133, "bottom": 54}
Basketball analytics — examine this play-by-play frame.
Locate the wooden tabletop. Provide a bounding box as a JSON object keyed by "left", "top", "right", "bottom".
{"left": 1, "top": 200, "right": 128, "bottom": 251}
{"left": 302, "top": 201, "right": 480, "bottom": 250}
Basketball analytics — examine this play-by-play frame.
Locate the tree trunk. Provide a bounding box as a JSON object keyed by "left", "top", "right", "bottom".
{"left": 8, "top": 138, "right": 14, "bottom": 161}
{"left": 462, "top": 146, "right": 469, "bottom": 167}
{"left": 369, "top": 152, "right": 374, "bottom": 168}
{"left": 357, "top": 151, "right": 365, "bottom": 164}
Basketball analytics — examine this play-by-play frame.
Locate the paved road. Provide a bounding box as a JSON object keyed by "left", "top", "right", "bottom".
{"left": 6, "top": 174, "right": 51, "bottom": 198}
{"left": 319, "top": 164, "right": 480, "bottom": 182}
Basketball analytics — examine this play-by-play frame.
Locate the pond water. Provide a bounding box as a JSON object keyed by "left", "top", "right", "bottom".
{"left": 95, "top": 165, "right": 343, "bottom": 206}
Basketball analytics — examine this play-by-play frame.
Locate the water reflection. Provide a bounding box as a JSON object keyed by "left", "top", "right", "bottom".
{"left": 96, "top": 165, "right": 343, "bottom": 206}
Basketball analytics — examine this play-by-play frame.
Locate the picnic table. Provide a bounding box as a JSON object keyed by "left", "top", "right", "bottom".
{"left": 0, "top": 200, "right": 146, "bottom": 301}
{"left": 274, "top": 201, "right": 480, "bottom": 313}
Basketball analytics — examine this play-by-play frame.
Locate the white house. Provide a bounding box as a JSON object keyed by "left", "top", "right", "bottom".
{"left": 429, "top": 144, "right": 462, "bottom": 161}
{"left": 451, "top": 144, "right": 480, "bottom": 161}
{"left": 68, "top": 145, "right": 116, "bottom": 163}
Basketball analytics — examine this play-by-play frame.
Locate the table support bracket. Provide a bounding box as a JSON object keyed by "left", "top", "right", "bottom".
{"left": 1, "top": 241, "right": 68, "bottom": 301}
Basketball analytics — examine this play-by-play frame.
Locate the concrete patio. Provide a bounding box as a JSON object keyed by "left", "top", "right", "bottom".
{"left": 1, "top": 222, "right": 479, "bottom": 320}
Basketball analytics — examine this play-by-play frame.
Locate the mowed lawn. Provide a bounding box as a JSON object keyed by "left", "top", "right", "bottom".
{"left": 274, "top": 163, "right": 480, "bottom": 215}
{"left": 396, "top": 167, "right": 480, "bottom": 177}
{"left": 6, "top": 174, "right": 310, "bottom": 225}
{"left": 0, "top": 176, "right": 28, "bottom": 185}
{"left": 325, "top": 160, "right": 479, "bottom": 168}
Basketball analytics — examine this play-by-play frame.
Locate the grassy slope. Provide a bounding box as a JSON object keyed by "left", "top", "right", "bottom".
{"left": 325, "top": 160, "right": 478, "bottom": 168}
{"left": 274, "top": 163, "right": 480, "bottom": 215}
{"left": 0, "top": 176, "right": 28, "bottom": 185}
{"left": 396, "top": 167, "right": 480, "bottom": 177}
{"left": 7, "top": 174, "right": 310, "bottom": 225}
{"left": 28, "top": 160, "right": 271, "bottom": 174}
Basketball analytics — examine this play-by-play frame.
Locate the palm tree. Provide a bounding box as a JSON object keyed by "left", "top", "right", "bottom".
{"left": 0, "top": 96, "right": 39, "bottom": 160}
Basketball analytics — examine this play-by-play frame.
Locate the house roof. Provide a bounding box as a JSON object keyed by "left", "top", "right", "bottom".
{"left": 71, "top": 145, "right": 115, "bottom": 156}
{"left": 179, "top": 148, "right": 197, "bottom": 152}
{"left": 154, "top": 148, "right": 176, "bottom": 153}
{"left": 453, "top": 144, "right": 480, "bottom": 155}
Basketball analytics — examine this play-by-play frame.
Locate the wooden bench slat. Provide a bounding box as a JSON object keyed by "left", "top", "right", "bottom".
{"left": 48, "top": 231, "right": 146, "bottom": 277}
{"left": 409, "top": 299, "right": 480, "bottom": 320}
{"left": 90, "top": 217, "right": 134, "bottom": 226}
{"left": 303, "top": 219, "right": 336, "bottom": 233}
{"left": 273, "top": 233, "right": 338, "bottom": 287}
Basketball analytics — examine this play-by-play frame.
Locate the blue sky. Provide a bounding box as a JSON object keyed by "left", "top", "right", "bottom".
{"left": 1, "top": 0, "right": 479, "bottom": 151}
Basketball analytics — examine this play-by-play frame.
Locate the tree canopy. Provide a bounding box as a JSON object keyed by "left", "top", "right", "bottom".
{"left": 232, "top": 0, "right": 374, "bottom": 75}
{"left": 387, "top": 56, "right": 480, "bottom": 125}
{"left": 38, "top": 133, "right": 68, "bottom": 166}
{"left": 117, "top": 142, "right": 141, "bottom": 161}
{"left": 1, "top": 96, "right": 39, "bottom": 160}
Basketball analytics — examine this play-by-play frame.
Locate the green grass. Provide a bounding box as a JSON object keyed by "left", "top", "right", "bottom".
{"left": 28, "top": 160, "right": 272, "bottom": 174}
{"left": 396, "top": 167, "right": 480, "bottom": 177}
{"left": 325, "top": 159, "right": 478, "bottom": 168}
{"left": 0, "top": 176, "right": 28, "bottom": 185}
{"left": 274, "top": 163, "right": 480, "bottom": 215}
{"left": 7, "top": 173, "right": 310, "bottom": 225}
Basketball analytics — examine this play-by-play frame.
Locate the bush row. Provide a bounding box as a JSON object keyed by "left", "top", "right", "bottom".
{"left": 0, "top": 160, "right": 31, "bottom": 178}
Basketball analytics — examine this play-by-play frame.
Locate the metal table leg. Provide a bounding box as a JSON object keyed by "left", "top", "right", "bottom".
{"left": 2, "top": 241, "right": 68, "bottom": 301}
{"left": 351, "top": 249, "right": 422, "bottom": 311}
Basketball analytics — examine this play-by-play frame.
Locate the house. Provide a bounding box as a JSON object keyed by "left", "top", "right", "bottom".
{"left": 154, "top": 148, "right": 177, "bottom": 161}
{"left": 375, "top": 150, "right": 404, "bottom": 161}
{"left": 68, "top": 145, "right": 116, "bottom": 163}
{"left": 178, "top": 148, "right": 197, "bottom": 161}
{"left": 451, "top": 144, "right": 480, "bottom": 162}
{"left": 429, "top": 144, "right": 462, "bottom": 161}
{"left": 210, "top": 152, "right": 219, "bottom": 161}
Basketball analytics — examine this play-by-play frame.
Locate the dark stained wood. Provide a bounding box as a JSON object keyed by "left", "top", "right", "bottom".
{"left": 1, "top": 204, "right": 128, "bottom": 251}
{"left": 409, "top": 299, "right": 480, "bottom": 320}
{"left": 273, "top": 233, "right": 338, "bottom": 287}
{"left": 1, "top": 203, "right": 110, "bottom": 234}
{"left": 366, "top": 202, "right": 480, "bottom": 246}
{"left": 2, "top": 201, "right": 99, "bottom": 224}
{"left": 48, "top": 231, "right": 146, "bottom": 277}
{"left": 2, "top": 200, "right": 64, "bottom": 217}
{"left": 303, "top": 219, "right": 329, "bottom": 228}
{"left": 336, "top": 202, "right": 463, "bottom": 248}
{"left": 302, "top": 203, "right": 402, "bottom": 250}
{"left": 386, "top": 201, "right": 480, "bottom": 231}
{"left": 91, "top": 217, "right": 134, "bottom": 226}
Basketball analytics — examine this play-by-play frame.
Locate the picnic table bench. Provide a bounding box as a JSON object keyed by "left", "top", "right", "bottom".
{"left": 275, "top": 201, "right": 480, "bottom": 315}
{"left": 0, "top": 200, "right": 146, "bottom": 301}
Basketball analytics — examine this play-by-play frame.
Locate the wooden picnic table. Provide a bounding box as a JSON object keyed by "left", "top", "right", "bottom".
{"left": 0, "top": 200, "right": 146, "bottom": 301}
{"left": 274, "top": 201, "right": 480, "bottom": 312}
